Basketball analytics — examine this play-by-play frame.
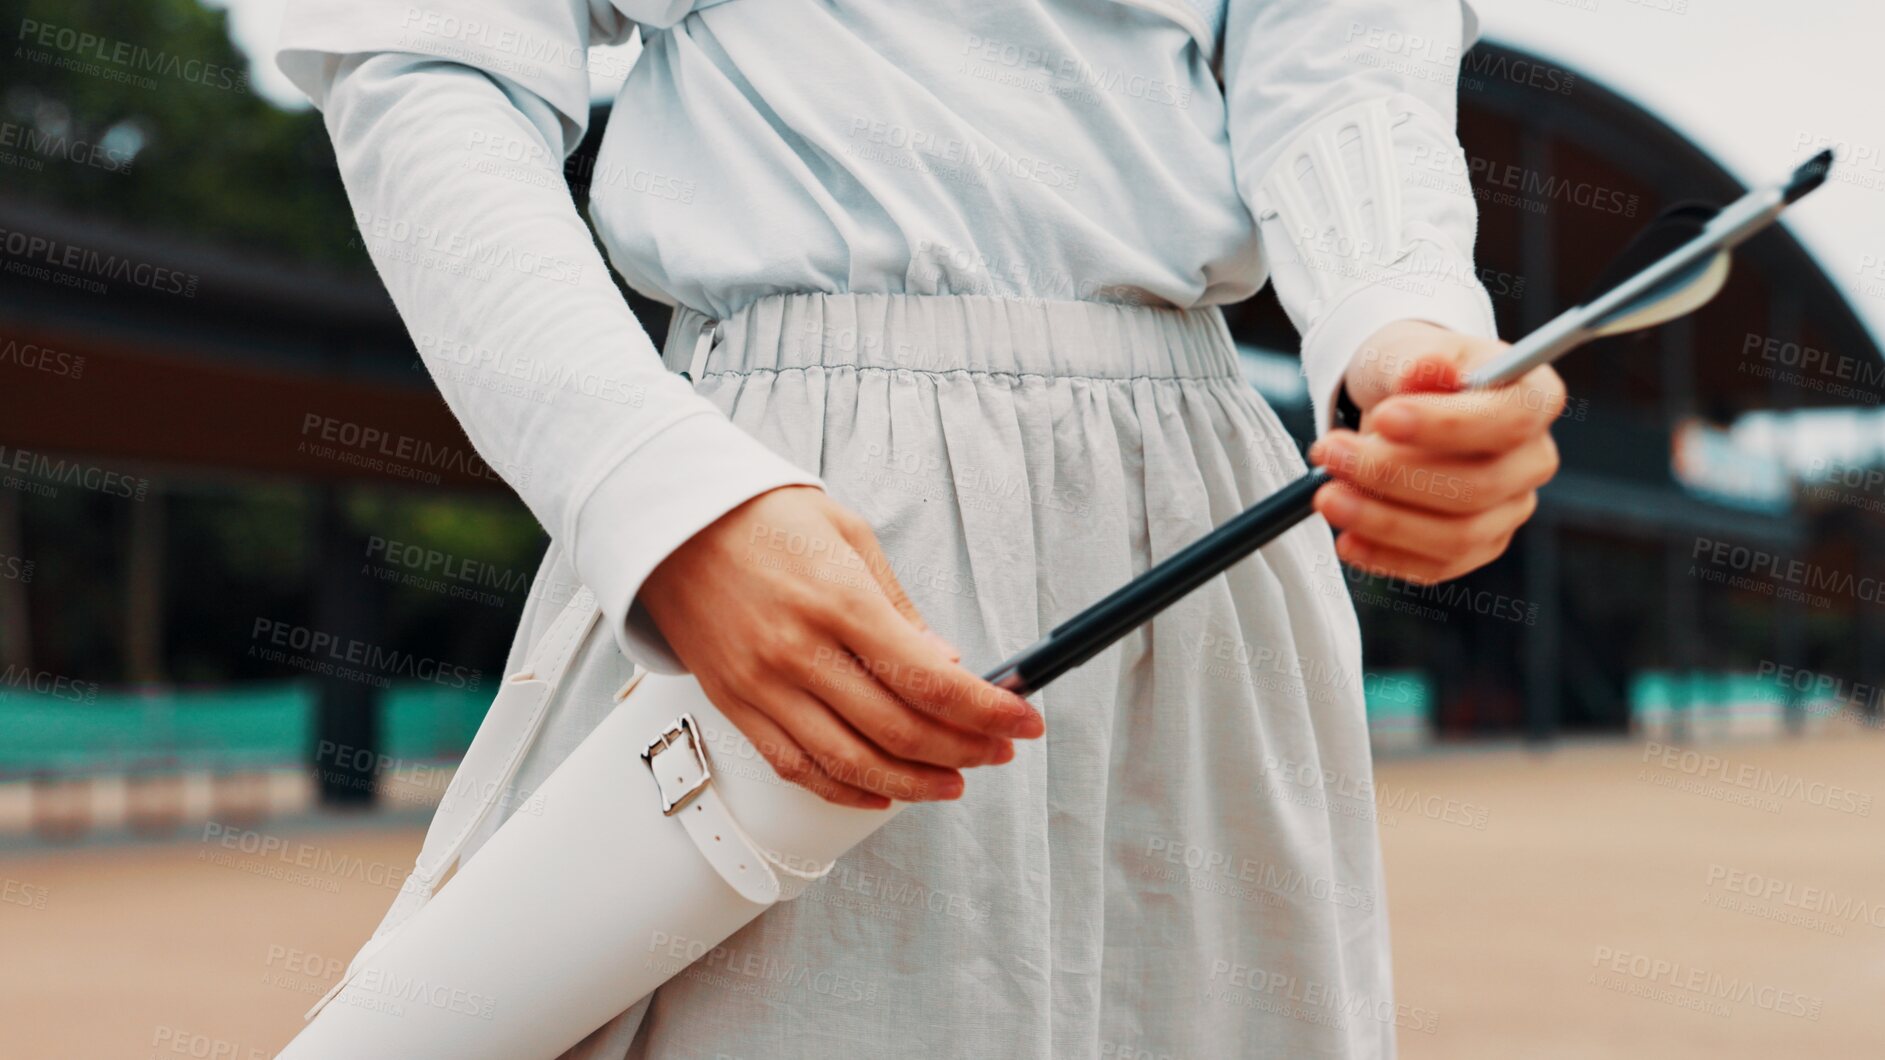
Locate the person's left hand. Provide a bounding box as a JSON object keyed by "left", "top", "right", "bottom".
{"left": 1307, "top": 319, "right": 1566, "bottom": 585}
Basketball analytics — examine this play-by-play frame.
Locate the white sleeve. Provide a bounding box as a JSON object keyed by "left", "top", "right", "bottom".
{"left": 275, "top": 6, "right": 822, "bottom": 675}
{"left": 1224, "top": 0, "right": 1498, "bottom": 434}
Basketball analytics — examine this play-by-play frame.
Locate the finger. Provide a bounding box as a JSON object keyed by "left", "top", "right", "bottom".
{"left": 831, "top": 509, "right": 963, "bottom": 663}
{"left": 830, "top": 507, "right": 925, "bottom": 628}
{"left": 1309, "top": 432, "right": 1490, "bottom": 514}
{"left": 1332, "top": 532, "right": 1466, "bottom": 586}
{"left": 716, "top": 692, "right": 890, "bottom": 809}
{"left": 832, "top": 596, "right": 1044, "bottom": 740}
{"left": 1309, "top": 430, "right": 1558, "bottom": 513}
{"left": 1368, "top": 365, "right": 1567, "bottom": 456}
{"left": 1317, "top": 483, "right": 1536, "bottom": 565}
{"left": 763, "top": 682, "right": 967, "bottom": 802}
{"left": 1345, "top": 328, "right": 1476, "bottom": 409}
{"left": 802, "top": 644, "right": 1015, "bottom": 769}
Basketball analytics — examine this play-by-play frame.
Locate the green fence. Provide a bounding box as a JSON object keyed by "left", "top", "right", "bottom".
{"left": 1629, "top": 671, "right": 1795, "bottom": 731}
{"left": 1364, "top": 670, "right": 1431, "bottom": 740}
{"left": 9, "top": 669, "right": 1811, "bottom": 775}
{"left": 0, "top": 681, "right": 493, "bottom": 776}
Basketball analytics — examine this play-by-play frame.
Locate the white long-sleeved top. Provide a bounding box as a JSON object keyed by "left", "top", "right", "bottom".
{"left": 276, "top": 0, "right": 1495, "bottom": 675}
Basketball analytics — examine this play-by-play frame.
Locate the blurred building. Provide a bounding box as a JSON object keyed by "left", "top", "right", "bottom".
{"left": 1227, "top": 43, "right": 1885, "bottom": 742}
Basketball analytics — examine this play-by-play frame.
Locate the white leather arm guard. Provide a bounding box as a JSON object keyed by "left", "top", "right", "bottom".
{"left": 1250, "top": 94, "right": 1498, "bottom": 433}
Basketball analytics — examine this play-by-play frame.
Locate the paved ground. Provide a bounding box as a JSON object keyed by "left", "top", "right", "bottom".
{"left": 2, "top": 724, "right": 1881, "bottom": 1058}
{"left": 1379, "top": 725, "right": 1885, "bottom": 1059}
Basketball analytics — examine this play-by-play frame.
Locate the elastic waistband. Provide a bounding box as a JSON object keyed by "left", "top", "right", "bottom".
{"left": 661, "top": 293, "right": 1242, "bottom": 381}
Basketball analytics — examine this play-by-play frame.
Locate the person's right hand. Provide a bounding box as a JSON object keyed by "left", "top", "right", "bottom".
{"left": 638, "top": 485, "right": 1044, "bottom": 809}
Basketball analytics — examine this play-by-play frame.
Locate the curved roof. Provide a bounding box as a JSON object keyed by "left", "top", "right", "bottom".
{"left": 1468, "top": 0, "right": 1885, "bottom": 348}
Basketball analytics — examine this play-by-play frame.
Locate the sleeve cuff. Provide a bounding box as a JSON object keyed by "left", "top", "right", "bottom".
{"left": 568, "top": 410, "right": 825, "bottom": 675}
{"left": 1298, "top": 239, "right": 1498, "bottom": 436}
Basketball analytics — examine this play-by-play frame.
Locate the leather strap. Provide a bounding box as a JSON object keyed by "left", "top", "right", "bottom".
{"left": 679, "top": 317, "right": 718, "bottom": 383}
{"left": 627, "top": 678, "right": 832, "bottom": 907}
{"left": 377, "top": 585, "right": 602, "bottom": 936}
{"left": 309, "top": 588, "right": 600, "bottom": 1019}
{"left": 650, "top": 737, "right": 781, "bottom": 905}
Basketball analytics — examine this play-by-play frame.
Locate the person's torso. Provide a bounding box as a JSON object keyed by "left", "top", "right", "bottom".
{"left": 588, "top": 0, "right": 1264, "bottom": 319}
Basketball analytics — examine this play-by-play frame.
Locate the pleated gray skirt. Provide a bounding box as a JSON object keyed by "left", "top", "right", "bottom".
{"left": 479, "top": 293, "right": 1395, "bottom": 1059}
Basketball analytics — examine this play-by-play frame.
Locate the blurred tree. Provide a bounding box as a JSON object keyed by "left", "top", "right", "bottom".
{"left": 3, "top": 1, "right": 574, "bottom": 696}
{"left": 2, "top": 0, "right": 364, "bottom": 270}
